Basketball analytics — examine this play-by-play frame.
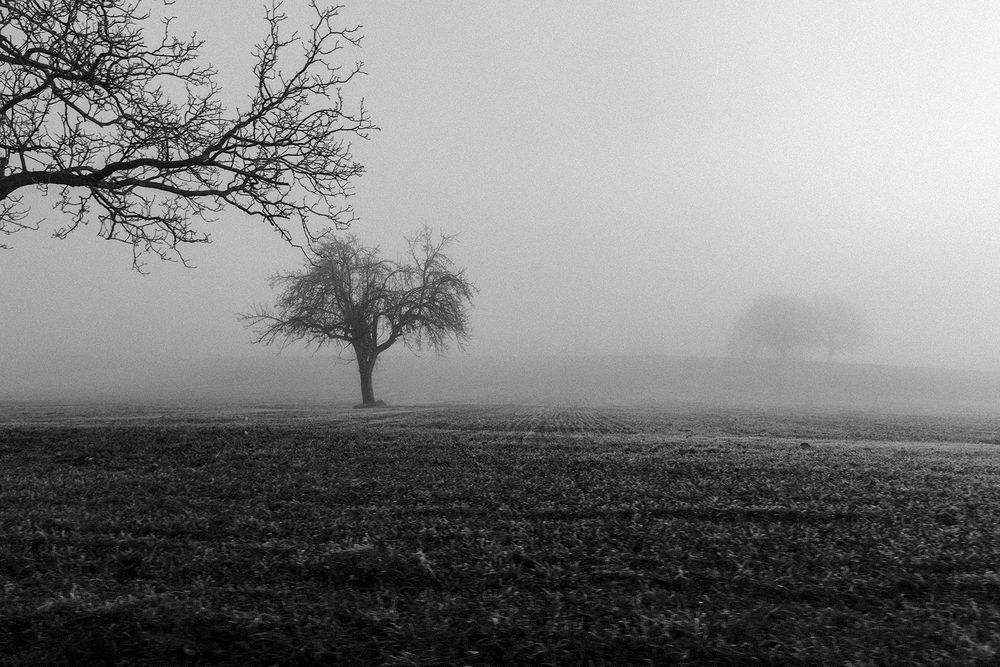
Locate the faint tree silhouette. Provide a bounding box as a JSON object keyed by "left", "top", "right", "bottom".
{"left": 810, "top": 293, "right": 866, "bottom": 361}
{"left": 729, "top": 294, "right": 866, "bottom": 361}
{"left": 729, "top": 295, "right": 818, "bottom": 360}
{"left": 0, "top": 0, "right": 373, "bottom": 270}
{"left": 241, "top": 228, "right": 476, "bottom": 407}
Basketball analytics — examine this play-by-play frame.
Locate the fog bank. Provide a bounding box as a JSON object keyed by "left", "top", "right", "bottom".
{"left": 6, "top": 354, "right": 1000, "bottom": 416}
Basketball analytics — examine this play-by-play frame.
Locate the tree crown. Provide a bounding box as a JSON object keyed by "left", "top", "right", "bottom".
{"left": 242, "top": 227, "right": 476, "bottom": 360}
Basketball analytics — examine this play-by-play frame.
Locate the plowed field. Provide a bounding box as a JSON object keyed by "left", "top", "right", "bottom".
{"left": 2, "top": 403, "right": 999, "bottom": 664}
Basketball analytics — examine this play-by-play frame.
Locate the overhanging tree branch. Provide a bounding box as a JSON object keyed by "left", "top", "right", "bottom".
{"left": 0, "top": 0, "right": 374, "bottom": 270}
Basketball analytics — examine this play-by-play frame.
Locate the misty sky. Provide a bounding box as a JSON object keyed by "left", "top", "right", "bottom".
{"left": 5, "top": 0, "right": 1000, "bottom": 382}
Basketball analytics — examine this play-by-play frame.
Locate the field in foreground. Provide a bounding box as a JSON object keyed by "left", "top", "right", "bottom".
{"left": 2, "top": 403, "right": 1000, "bottom": 664}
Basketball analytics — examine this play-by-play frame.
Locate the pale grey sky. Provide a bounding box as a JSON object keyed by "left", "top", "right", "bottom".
{"left": 4, "top": 0, "right": 1000, "bottom": 387}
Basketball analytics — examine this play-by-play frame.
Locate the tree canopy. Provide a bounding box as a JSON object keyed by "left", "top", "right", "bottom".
{"left": 0, "top": 0, "right": 372, "bottom": 269}
{"left": 241, "top": 228, "right": 476, "bottom": 406}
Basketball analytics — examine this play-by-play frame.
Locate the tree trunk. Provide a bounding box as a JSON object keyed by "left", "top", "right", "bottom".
{"left": 357, "top": 358, "right": 376, "bottom": 405}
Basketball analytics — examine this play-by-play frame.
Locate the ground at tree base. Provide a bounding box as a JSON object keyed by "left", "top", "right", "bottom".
{"left": 2, "top": 403, "right": 1000, "bottom": 664}
{"left": 353, "top": 399, "right": 388, "bottom": 409}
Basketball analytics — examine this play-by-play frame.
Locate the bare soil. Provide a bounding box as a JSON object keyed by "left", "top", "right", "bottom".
{"left": 1, "top": 402, "right": 999, "bottom": 664}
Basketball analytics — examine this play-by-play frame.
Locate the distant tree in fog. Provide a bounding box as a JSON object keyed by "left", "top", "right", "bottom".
{"left": 810, "top": 294, "right": 866, "bottom": 361}
{"left": 729, "top": 294, "right": 865, "bottom": 361}
{"left": 240, "top": 228, "right": 476, "bottom": 407}
{"left": 0, "top": 1, "right": 372, "bottom": 270}
{"left": 728, "top": 295, "right": 817, "bottom": 360}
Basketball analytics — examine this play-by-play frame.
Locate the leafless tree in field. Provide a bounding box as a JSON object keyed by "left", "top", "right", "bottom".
{"left": 728, "top": 293, "right": 866, "bottom": 361}
{"left": 241, "top": 228, "right": 476, "bottom": 406}
{"left": 0, "top": 0, "right": 373, "bottom": 270}
{"left": 728, "top": 295, "right": 818, "bottom": 360}
{"left": 810, "top": 293, "right": 866, "bottom": 361}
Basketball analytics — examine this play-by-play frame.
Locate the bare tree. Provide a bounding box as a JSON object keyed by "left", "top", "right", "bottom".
{"left": 241, "top": 228, "right": 476, "bottom": 406}
{"left": 0, "top": 0, "right": 373, "bottom": 269}
{"left": 729, "top": 293, "right": 866, "bottom": 361}
{"left": 729, "top": 295, "right": 818, "bottom": 360}
{"left": 810, "top": 293, "right": 866, "bottom": 361}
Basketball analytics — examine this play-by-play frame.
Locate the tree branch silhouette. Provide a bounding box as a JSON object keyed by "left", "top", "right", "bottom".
{"left": 0, "top": 0, "right": 374, "bottom": 270}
